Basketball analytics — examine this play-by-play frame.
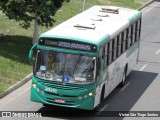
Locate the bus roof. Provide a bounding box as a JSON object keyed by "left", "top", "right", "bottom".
{"left": 40, "top": 6, "right": 142, "bottom": 45}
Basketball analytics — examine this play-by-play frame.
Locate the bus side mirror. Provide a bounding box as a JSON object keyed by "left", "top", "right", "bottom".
{"left": 29, "top": 43, "right": 37, "bottom": 64}
{"left": 29, "top": 50, "right": 33, "bottom": 62}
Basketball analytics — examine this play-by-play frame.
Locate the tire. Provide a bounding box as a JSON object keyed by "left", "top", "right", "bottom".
{"left": 119, "top": 67, "right": 127, "bottom": 87}
{"left": 94, "top": 87, "right": 105, "bottom": 111}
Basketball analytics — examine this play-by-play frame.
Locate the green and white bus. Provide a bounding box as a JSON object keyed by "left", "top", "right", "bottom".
{"left": 29, "top": 6, "right": 142, "bottom": 110}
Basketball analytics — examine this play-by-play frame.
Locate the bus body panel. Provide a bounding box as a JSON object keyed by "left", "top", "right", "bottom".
{"left": 31, "top": 76, "right": 96, "bottom": 110}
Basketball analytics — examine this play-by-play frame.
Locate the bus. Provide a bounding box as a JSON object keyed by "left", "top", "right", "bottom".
{"left": 29, "top": 6, "right": 142, "bottom": 110}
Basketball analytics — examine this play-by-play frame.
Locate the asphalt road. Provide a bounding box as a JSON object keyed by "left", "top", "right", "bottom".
{"left": 1, "top": 1, "right": 160, "bottom": 120}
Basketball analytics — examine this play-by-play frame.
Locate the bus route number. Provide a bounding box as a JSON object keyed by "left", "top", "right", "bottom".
{"left": 45, "top": 87, "right": 57, "bottom": 93}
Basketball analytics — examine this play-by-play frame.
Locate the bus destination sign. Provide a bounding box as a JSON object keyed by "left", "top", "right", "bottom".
{"left": 39, "top": 38, "right": 97, "bottom": 52}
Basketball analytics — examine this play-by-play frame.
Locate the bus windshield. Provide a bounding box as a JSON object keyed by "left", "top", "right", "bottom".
{"left": 34, "top": 50, "right": 96, "bottom": 85}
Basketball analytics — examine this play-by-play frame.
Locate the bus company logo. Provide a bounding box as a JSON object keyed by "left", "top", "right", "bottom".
{"left": 2, "top": 112, "right": 12, "bottom": 117}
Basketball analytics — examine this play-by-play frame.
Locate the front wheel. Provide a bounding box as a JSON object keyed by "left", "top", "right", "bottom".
{"left": 94, "top": 87, "right": 105, "bottom": 111}
{"left": 119, "top": 68, "right": 127, "bottom": 87}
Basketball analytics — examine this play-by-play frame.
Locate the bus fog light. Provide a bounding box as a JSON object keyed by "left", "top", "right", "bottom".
{"left": 78, "top": 96, "right": 83, "bottom": 100}
{"left": 84, "top": 95, "right": 88, "bottom": 98}
{"left": 89, "top": 92, "right": 93, "bottom": 96}
{"left": 33, "top": 84, "right": 36, "bottom": 88}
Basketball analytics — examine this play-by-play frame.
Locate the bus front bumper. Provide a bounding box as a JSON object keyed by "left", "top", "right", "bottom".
{"left": 30, "top": 86, "right": 95, "bottom": 110}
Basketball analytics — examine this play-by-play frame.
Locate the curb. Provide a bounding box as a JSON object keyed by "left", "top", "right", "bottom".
{"left": 138, "top": 0, "right": 155, "bottom": 10}
{"left": 0, "top": 0, "right": 156, "bottom": 99}
{"left": 0, "top": 73, "right": 32, "bottom": 99}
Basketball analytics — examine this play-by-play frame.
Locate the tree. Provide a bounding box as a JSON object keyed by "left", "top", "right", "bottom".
{"left": 0, "top": 0, "right": 70, "bottom": 44}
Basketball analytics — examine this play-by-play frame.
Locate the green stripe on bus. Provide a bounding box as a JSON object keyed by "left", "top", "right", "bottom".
{"left": 97, "top": 34, "right": 110, "bottom": 45}
{"left": 128, "top": 11, "right": 142, "bottom": 23}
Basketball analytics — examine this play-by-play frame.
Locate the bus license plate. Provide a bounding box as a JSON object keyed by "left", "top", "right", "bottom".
{"left": 55, "top": 99, "right": 65, "bottom": 104}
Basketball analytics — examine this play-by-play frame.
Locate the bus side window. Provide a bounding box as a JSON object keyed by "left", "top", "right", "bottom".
{"left": 99, "top": 47, "right": 103, "bottom": 57}
{"left": 34, "top": 50, "right": 42, "bottom": 73}
{"left": 121, "top": 32, "right": 123, "bottom": 53}
{"left": 105, "top": 44, "right": 108, "bottom": 67}
{"left": 107, "top": 42, "right": 110, "bottom": 65}
{"left": 127, "top": 26, "right": 131, "bottom": 48}
{"left": 122, "top": 30, "right": 127, "bottom": 52}
{"left": 112, "top": 37, "right": 117, "bottom": 61}
{"left": 139, "top": 19, "right": 142, "bottom": 39}
{"left": 135, "top": 21, "right": 138, "bottom": 41}
{"left": 102, "top": 45, "right": 106, "bottom": 68}
{"left": 136, "top": 19, "right": 141, "bottom": 41}
{"left": 98, "top": 47, "right": 103, "bottom": 76}
{"left": 108, "top": 41, "right": 112, "bottom": 65}
{"left": 131, "top": 23, "right": 136, "bottom": 45}
{"left": 117, "top": 34, "right": 122, "bottom": 57}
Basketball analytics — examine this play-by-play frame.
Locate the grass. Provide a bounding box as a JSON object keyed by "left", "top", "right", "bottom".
{"left": 0, "top": 13, "right": 33, "bottom": 93}
{"left": 0, "top": 0, "right": 150, "bottom": 93}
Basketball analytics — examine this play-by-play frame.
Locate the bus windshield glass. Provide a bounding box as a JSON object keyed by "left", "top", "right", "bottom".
{"left": 34, "top": 50, "right": 96, "bottom": 85}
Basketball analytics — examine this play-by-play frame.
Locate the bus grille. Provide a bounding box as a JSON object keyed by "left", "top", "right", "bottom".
{"left": 45, "top": 91, "right": 77, "bottom": 98}
{"left": 37, "top": 79, "right": 85, "bottom": 90}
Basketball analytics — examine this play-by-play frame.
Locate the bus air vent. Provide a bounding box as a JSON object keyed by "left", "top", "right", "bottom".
{"left": 97, "top": 13, "right": 109, "bottom": 17}
{"left": 74, "top": 23, "right": 96, "bottom": 30}
{"left": 91, "top": 17, "right": 102, "bottom": 21}
{"left": 100, "top": 7, "right": 119, "bottom": 14}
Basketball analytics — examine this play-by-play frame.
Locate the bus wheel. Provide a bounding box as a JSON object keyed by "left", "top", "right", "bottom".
{"left": 119, "top": 66, "right": 127, "bottom": 87}
{"left": 94, "top": 87, "right": 105, "bottom": 111}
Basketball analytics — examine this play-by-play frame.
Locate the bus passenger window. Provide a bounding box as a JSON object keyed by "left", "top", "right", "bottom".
{"left": 122, "top": 30, "right": 126, "bottom": 52}
{"left": 136, "top": 19, "right": 141, "bottom": 41}
{"left": 127, "top": 27, "right": 131, "bottom": 48}
{"left": 139, "top": 19, "right": 142, "bottom": 39}
{"left": 108, "top": 41, "right": 112, "bottom": 64}
{"left": 117, "top": 34, "right": 122, "bottom": 57}
{"left": 135, "top": 21, "right": 139, "bottom": 41}
{"left": 99, "top": 47, "right": 103, "bottom": 57}
{"left": 105, "top": 44, "right": 108, "bottom": 67}
{"left": 107, "top": 42, "right": 110, "bottom": 65}
{"left": 102, "top": 45, "right": 106, "bottom": 68}
{"left": 121, "top": 33, "right": 123, "bottom": 53}
{"left": 113, "top": 37, "right": 117, "bottom": 60}
{"left": 131, "top": 23, "right": 136, "bottom": 44}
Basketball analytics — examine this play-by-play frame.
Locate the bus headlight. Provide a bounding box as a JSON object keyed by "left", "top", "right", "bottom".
{"left": 78, "top": 91, "right": 94, "bottom": 100}
{"left": 33, "top": 84, "right": 36, "bottom": 88}
{"left": 32, "top": 83, "right": 44, "bottom": 95}
{"left": 89, "top": 92, "right": 93, "bottom": 96}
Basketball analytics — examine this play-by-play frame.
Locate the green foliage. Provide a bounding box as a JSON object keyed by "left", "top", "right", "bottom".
{"left": 0, "top": 0, "right": 70, "bottom": 29}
